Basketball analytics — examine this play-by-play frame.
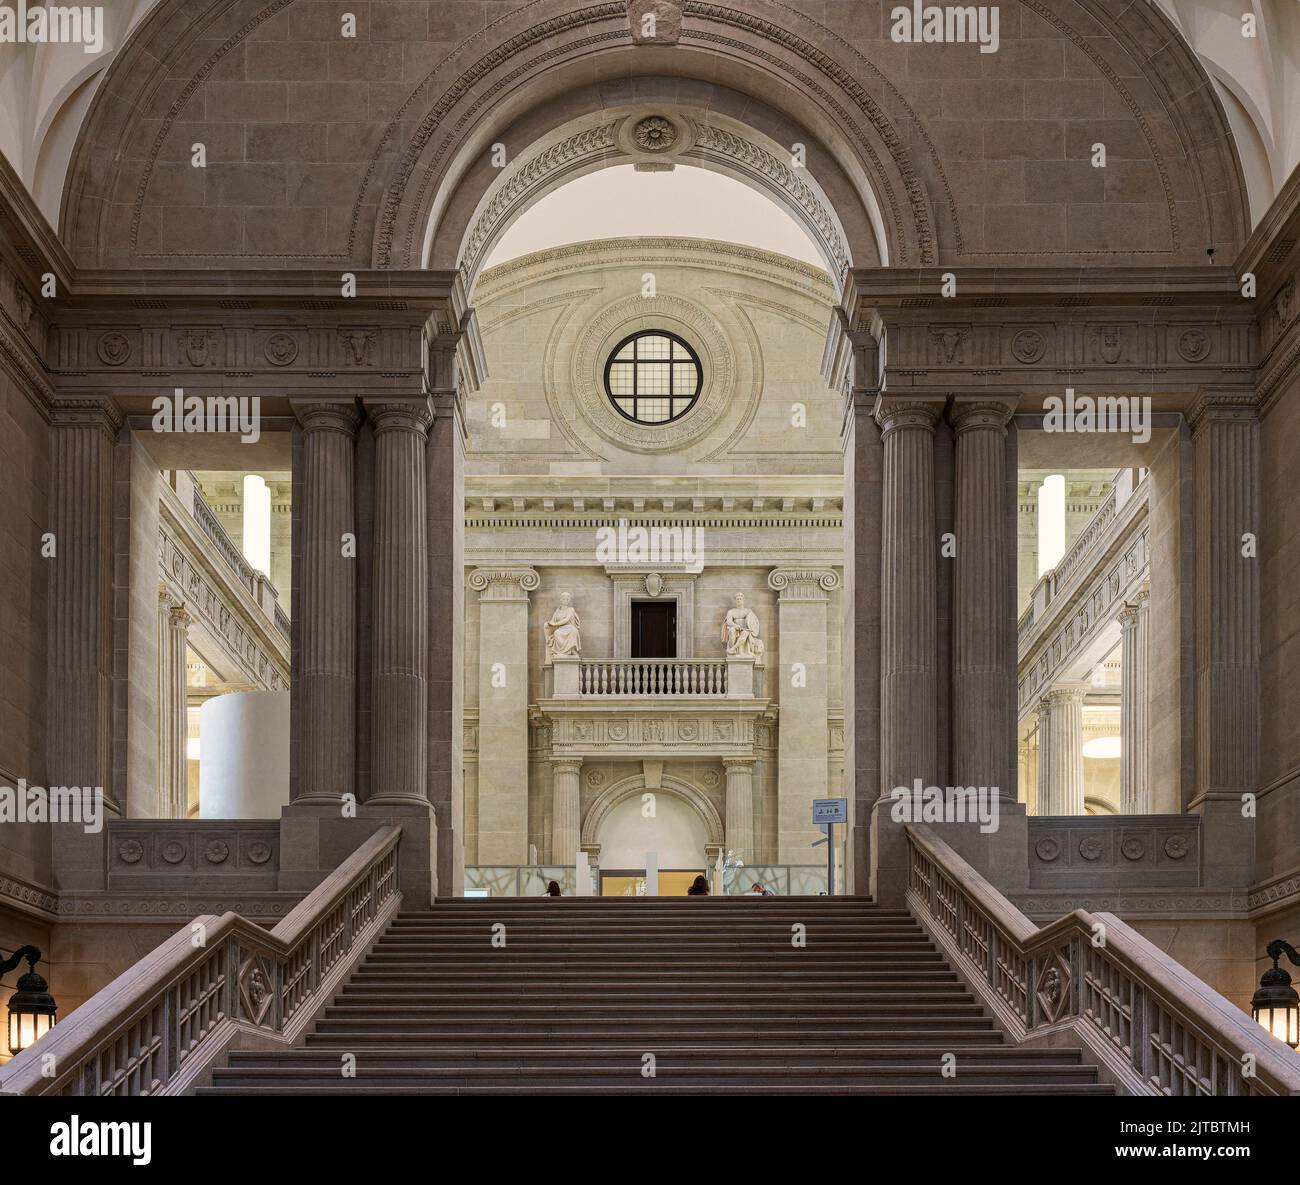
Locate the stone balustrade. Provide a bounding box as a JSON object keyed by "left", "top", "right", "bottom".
{"left": 576, "top": 658, "right": 731, "bottom": 696}
{"left": 906, "top": 823, "right": 1300, "bottom": 1096}
{"left": 0, "top": 827, "right": 400, "bottom": 1097}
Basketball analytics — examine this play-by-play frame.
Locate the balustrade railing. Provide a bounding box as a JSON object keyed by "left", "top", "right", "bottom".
{"left": 906, "top": 824, "right": 1300, "bottom": 1096}
{"left": 189, "top": 483, "right": 257, "bottom": 596}
{"left": 579, "top": 658, "right": 728, "bottom": 696}
{"left": 0, "top": 826, "right": 400, "bottom": 1097}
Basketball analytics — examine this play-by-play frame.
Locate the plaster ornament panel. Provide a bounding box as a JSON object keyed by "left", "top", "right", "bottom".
{"left": 1010, "top": 328, "right": 1048, "bottom": 364}
{"left": 97, "top": 332, "right": 132, "bottom": 366}
{"left": 263, "top": 333, "right": 300, "bottom": 366}
{"left": 633, "top": 115, "right": 679, "bottom": 153}
{"left": 1035, "top": 951, "right": 1072, "bottom": 1024}
{"left": 238, "top": 953, "right": 275, "bottom": 1027}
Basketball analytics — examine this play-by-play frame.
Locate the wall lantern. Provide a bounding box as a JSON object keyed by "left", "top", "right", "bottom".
{"left": 1252, "top": 940, "right": 1300, "bottom": 1049}
{"left": 1, "top": 946, "right": 57, "bottom": 1054}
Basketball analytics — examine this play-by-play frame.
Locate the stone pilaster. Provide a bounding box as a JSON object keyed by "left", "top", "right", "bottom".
{"left": 157, "top": 589, "right": 191, "bottom": 818}
{"left": 950, "top": 397, "right": 1018, "bottom": 801}
{"left": 427, "top": 395, "right": 467, "bottom": 895}
{"left": 1037, "top": 685, "right": 1088, "bottom": 815}
{"left": 1118, "top": 584, "right": 1150, "bottom": 814}
{"left": 48, "top": 402, "right": 122, "bottom": 889}
{"left": 1023, "top": 727, "right": 1040, "bottom": 816}
{"left": 365, "top": 400, "right": 432, "bottom": 806}
{"left": 470, "top": 567, "right": 539, "bottom": 864}
{"left": 1189, "top": 392, "right": 1258, "bottom": 884}
{"left": 843, "top": 389, "right": 883, "bottom": 895}
{"left": 723, "top": 757, "right": 756, "bottom": 860}
{"left": 550, "top": 757, "right": 582, "bottom": 866}
{"left": 290, "top": 401, "right": 360, "bottom": 806}
{"left": 870, "top": 396, "right": 942, "bottom": 901}
{"left": 768, "top": 567, "right": 838, "bottom": 862}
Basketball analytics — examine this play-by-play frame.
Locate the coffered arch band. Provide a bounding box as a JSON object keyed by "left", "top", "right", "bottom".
{"left": 581, "top": 773, "right": 726, "bottom": 850}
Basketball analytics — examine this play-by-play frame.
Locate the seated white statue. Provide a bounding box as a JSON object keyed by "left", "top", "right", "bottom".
{"left": 544, "top": 592, "right": 581, "bottom": 658}
{"left": 721, "top": 592, "right": 764, "bottom": 659}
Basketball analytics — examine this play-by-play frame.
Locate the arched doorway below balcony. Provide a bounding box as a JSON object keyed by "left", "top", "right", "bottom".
{"left": 584, "top": 776, "right": 722, "bottom": 895}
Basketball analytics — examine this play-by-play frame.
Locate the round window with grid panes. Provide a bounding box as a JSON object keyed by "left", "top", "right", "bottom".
{"left": 603, "top": 330, "right": 702, "bottom": 425}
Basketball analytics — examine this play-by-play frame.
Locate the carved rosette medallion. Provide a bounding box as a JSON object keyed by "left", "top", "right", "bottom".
{"left": 634, "top": 115, "right": 678, "bottom": 153}
{"left": 1176, "top": 328, "right": 1211, "bottom": 362}
{"left": 1120, "top": 836, "right": 1146, "bottom": 861}
{"left": 118, "top": 839, "right": 144, "bottom": 864}
{"left": 205, "top": 839, "right": 230, "bottom": 864}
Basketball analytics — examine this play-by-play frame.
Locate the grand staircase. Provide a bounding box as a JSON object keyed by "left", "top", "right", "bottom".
{"left": 200, "top": 896, "right": 1111, "bottom": 1095}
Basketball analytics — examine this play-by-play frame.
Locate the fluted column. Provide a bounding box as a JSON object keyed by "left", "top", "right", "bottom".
{"left": 723, "top": 757, "right": 756, "bottom": 859}
{"left": 1037, "top": 685, "right": 1087, "bottom": 815}
{"left": 365, "top": 400, "right": 432, "bottom": 805}
{"left": 551, "top": 757, "right": 582, "bottom": 866}
{"left": 48, "top": 403, "right": 121, "bottom": 817}
{"left": 470, "top": 567, "right": 538, "bottom": 863}
{"left": 950, "top": 397, "right": 1017, "bottom": 800}
{"left": 291, "top": 401, "right": 360, "bottom": 805}
{"left": 1118, "top": 584, "right": 1150, "bottom": 814}
{"left": 1190, "top": 394, "right": 1259, "bottom": 802}
{"left": 877, "top": 397, "right": 943, "bottom": 794}
{"left": 157, "top": 589, "right": 191, "bottom": 817}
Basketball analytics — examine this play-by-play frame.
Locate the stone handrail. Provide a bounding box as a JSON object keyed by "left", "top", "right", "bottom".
{"left": 0, "top": 826, "right": 400, "bottom": 1097}
{"left": 579, "top": 658, "right": 728, "bottom": 696}
{"left": 905, "top": 823, "right": 1300, "bottom": 1096}
{"left": 189, "top": 480, "right": 257, "bottom": 596}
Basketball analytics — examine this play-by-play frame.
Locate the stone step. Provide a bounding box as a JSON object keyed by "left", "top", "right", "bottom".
{"left": 305, "top": 1023, "right": 1005, "bottom": 1045}
{"left": 229, "top": 1043, "right": 1070, "bottom": 1067}
{"left": 199, "top": 1082, "right": 1114, "bottom": 1097}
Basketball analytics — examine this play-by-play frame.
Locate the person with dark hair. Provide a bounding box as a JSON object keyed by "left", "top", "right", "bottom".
{"left": 686, "top": 874, "right": 709, "bottom": 896}
{"left": 544, "top": 880, "right": 561, "bottom": 896}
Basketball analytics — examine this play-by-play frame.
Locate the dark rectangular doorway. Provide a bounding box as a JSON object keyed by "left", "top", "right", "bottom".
{"left": 631, "top": 600, "right": 676, "bottom": 658}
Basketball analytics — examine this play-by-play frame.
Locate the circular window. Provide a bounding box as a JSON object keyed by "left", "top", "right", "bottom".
{"left": 603, "top": 331, "right": 702, "bottom": 424}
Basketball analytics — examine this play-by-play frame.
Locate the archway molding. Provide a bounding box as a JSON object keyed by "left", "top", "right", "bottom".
{"left": 581, "top": 773, "right": 725, "bottom": 851}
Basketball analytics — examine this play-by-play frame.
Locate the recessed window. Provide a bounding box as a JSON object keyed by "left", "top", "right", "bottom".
{"left": 604, "top": 331, "right": 701, "bottom": 424}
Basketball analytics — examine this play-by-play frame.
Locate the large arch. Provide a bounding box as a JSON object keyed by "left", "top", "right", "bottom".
{"left": 56, "top": 0, "right": 1250, "bottom": 271}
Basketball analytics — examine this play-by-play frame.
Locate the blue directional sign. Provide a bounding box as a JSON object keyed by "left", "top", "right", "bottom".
{"left": 811, "top": 798, "right": 847, "bottom": 825}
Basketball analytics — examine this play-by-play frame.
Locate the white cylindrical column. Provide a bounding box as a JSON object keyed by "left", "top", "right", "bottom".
{"left": 199, "top": 690, "right": 291, "bottom": 818}
{"left": 1037, "top": 685, "right": 1088, "bottom": 815}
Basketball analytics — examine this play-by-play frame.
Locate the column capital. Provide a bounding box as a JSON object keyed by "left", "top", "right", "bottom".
{"left": 767, "top": 567, "right": 840, "bottom": 600}
{"left": 1042, "top": 682, "right": 1090, "bottom": 707}
{"left": 168, "top": 601, "right": 193, "bottom": 628}
{"left": 948, "top": 395, "right": 1018, "bottom": 436}
{"left": 873, "top": 395, "right": 944, "bottom": 438}
{"left": 291, "top": 400, "right": 362, "bottom": 436}
{"left": 1117, "top": 601, "right": 1140, "bottom": 629}
{"left": 49, "top": 398, "right": 124, "bottom": 438}
{"left": 722, "top": 756, "right": 756, "bottom": 771}
{"left": 1186, "top": 389, "right": 1258, "bottom": 435}
{"left": 469, "top": 567, "right": 540, "bottom": 601}
{"left": 551, "top": 756, "right": 583, "bottom": 773}
{"left": 363, "top": 397, "right": 433, "bottom": 436}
